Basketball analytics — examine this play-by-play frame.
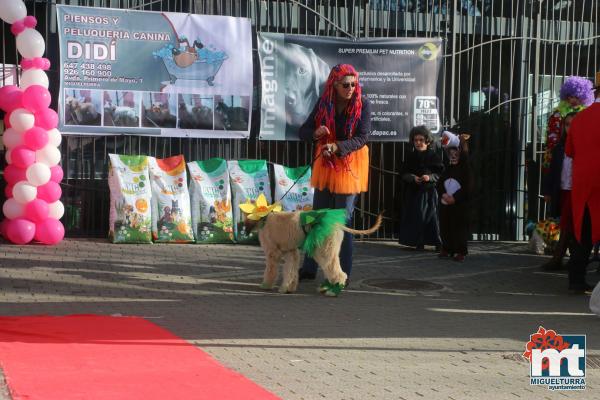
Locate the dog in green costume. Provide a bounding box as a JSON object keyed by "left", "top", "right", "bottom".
{"left": 240, "top": 194, "right": 382, "bottom": 296}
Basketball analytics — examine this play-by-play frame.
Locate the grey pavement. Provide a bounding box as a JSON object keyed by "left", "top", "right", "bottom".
{"left": 0, "top": 239, "right": 599, "bottom": 400}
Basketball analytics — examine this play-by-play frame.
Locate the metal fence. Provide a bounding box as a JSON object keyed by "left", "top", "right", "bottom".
{"left": 0, "top": 0, "right": 598, "bottom": 240}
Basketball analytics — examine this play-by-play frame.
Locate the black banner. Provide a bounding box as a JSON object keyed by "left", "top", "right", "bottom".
{"left": 258, "top": 34, "right": 442, "bottom": 141}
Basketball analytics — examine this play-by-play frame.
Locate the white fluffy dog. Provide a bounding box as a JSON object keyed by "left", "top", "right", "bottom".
{"left": 528, "top": 230, "right": 546, "bottom": 255}
{"left": 245, "top": 208, "right": 382, "bottom": 296}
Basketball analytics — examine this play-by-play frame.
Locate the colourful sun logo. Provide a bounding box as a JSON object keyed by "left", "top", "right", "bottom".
{"left": 523, "top": 326, "right": 570, "bottom": 371}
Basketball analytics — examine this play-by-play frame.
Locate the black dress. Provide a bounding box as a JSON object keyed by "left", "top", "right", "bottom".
{"left": 436, "top": 152, "right": 473, "bottom": 255}
{"left": 398, "top": 148, "right": 444, "bottom": 247}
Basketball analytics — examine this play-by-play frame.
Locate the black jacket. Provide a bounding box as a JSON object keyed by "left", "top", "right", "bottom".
{"left": 298, "top": 97, "right": 371, "bottom": 157}
{"left": 436, "top": 151, "right": 473, "bottom": 204}
{"left": 401, "top": 148, "right": 444, "bottom": 189}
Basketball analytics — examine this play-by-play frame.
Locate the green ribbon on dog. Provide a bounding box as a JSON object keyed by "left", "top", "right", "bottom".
{"left": 299, "top": 209, "right": 347, "bottom": 258}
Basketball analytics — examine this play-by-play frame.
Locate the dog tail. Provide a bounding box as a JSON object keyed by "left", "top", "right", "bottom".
{"left": 340, "top": 212, "right": 383, "bottom": 236}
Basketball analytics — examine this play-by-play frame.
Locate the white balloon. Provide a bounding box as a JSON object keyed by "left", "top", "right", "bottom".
{"left": 35, "top": 145, "right": 61, "bottom": 166}
{"left": 2, "top": 199, "right": 24, "bottom": 219}
{"left": 20, "top": 68, "right": 49, "bottom": 89}
{"left": 12, "top": 181, "right": 37, "bottom": 204}
{"left": 16, "top": 28, "right": 45, "bottom": 59}
{"left": 0, "top": 0, "right": 27, "bottom": 24}
{"left": 9, "top": 108, "right": 35, "bottom": 132}
{"left": 48, "top": 201, "right": 65, "bottom": 220}
{"left": 26, "top": 162, "right": 51, "bottom": 186}
{"left": 2, "top": 128, "right": 23, "bottom": 148}
{"left": 4, "top": 149, "right": 11, "bottom": 164}
{"left": 47, "top": 128, "right": 62, "bottom": 147}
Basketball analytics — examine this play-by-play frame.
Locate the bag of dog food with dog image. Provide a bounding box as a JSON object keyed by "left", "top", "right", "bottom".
{"left": 228, "top": 159, "right": 272, "bottom": 244}
{"left": 108, "top": 154, "right": 153, "bottom": 244}
{"left": 148, "top": 155, "right": 195, "bottom": 243}
{"left": 273, "top": 164, "right": 314, "bottom": 212}
{"left": 188, "top": 158, "right": 234, "bottom": 244}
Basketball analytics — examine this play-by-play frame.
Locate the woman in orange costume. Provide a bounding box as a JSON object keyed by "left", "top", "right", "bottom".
{"left": 297, "top": 64, "right": 371, "bottom": 291}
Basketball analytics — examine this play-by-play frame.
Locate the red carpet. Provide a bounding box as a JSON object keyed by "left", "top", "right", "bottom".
{"left": 0, "top": 315, "right": 279, "bottom": 400}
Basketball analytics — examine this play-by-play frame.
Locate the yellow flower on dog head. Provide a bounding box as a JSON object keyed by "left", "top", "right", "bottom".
{"left": 238, "top": 193, "right": 282, "bottom": 221}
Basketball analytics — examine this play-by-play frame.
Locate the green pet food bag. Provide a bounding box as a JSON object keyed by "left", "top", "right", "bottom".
{"left": 273, "top": 164, "right": 314, "bottom": 212}
{"left": 108, "top": 154, "right": 153, "bottom": 243}
{"left": 228, "top": 160, "right": 272, "bottom": 244}
{"left": 149, "top": 155, "right": 194, "bottom": 243}
{"left": 188, "top": 158, "right": 234, "bottom": 243}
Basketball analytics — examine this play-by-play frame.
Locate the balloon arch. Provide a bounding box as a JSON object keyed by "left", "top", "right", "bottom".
{"left": 0, "top": 0, "right": 64, "bottom": 245}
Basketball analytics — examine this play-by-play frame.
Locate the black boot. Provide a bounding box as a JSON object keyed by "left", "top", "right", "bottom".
{"left": 541, "top": 257, "right": 563, "bottom": 271}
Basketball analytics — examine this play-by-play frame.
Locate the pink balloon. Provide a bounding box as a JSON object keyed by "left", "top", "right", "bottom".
{"left": 4, "top": 114, "right": 12, "bottom": 129}
{"left": 2, "top": 91, "right": 24, "bottom": 113}
{"left": 4, "top": 184, "right": 14, "bottom": 198}
{"left": 35, "top": 108, "right": 58, "bottom": 130}
{"left": 21, "top": 59, "right": 33, "bottom": 69}
{"left": 0, "top": 85, "right": 20, "bottom": 111}
{"left": 4, "top": 165, "right": 27, "bottom": 185}
{"left": 24, "top": 199, "right": 49, "bottom": 223}
{"left": 11, "top": 20, "right": 25, "bottom": 36}
{"left": 50, "top": 165, "right": 64, "bottom": 183}
{"left": 22, "top": 85, "right": 51, "bottom": 113}
{"left": 23, "top": 127, "right": 48, "bottom": 150}
{"left": 36, "top": 58, "right": 51, "bottom": 70}
{"left": 35, "top": 218, "right": 64, "bottom": 245}
{"left": 10, "top": 145, "right": 36, "bottom": 169}
{"left": 6, "top": 218, "right": 36, "bottom": 245}
{"left": 36, "top": 181, "right": 62, "bottom": 203}
{"left": 24, "top": 16, "right": 37, "bottom": 29}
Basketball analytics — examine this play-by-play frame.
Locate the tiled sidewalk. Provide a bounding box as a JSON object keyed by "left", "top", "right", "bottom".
{"left": 0, "top": 239, "right": 598, "bottom": 399}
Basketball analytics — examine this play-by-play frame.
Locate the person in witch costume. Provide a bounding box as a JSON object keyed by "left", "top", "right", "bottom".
{"left": 297, "top": 64, "right": 371, "bottom": 288}
{"left": 436, "top": 131, "right": 473, "bottom": 262}
{"left": 540, "top": 111, "right": 578, "bottom": 270}
{"left": 563, "top": 72, "right": 600, "bottom": 294}
{"left": 397, "top": 126, "right": 444, "bottom": 250}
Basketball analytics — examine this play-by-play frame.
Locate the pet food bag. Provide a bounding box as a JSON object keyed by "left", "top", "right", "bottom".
{"left": 228, "top": 159, "right": 272, "bottom": 244}
{"left": 273, "top": 164, "right": 313, "bottom": 212}
{"left": 148, "top": 155, "right": 195, "bottom": 243}
{"left": 188, "top": 158, "right": 234, "bottom": 243}
{"left": 108, "top": 154, "right": 153, "bottom": 243}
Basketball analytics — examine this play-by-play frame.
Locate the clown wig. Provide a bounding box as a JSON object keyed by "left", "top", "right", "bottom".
{"left": 559, "top": 76, "right": 595, "bottom": 106}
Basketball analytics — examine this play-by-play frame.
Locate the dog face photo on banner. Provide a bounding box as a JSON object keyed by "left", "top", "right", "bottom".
{"left": 64, "top": 89, "right": 102, "bottom": 126}
{"left": 177, "top": 94, "right": 214, "bottom": 130}
{"left": 103, "top": 91, "right": 141, "bottom": 128}
{"left": 214, "top": 95, "right": 250, "bottom": 131}
{"left": 142, "top": 93, "right": 177, "bottom": 128}
{"left": 280, "top": 42, "right": 330, "bottom": 128}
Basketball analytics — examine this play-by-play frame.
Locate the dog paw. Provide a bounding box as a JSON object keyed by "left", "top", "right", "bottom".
{"left": 318, "top": 280, "right": 331, "bottom": 293}
{"left": 324, "top": 282, "right": 345, "bottom": 297}
{"left": 259, "top": 282, "right": 273, "bottom": 290}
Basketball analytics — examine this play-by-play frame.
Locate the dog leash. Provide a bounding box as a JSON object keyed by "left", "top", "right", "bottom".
{"left": 277, "top": 139, "right": 323, "bottom": 203}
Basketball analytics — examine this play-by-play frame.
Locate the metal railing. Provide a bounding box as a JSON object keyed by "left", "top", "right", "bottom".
{"left": 0, "top": 0, "right": 598, "bottom": 240}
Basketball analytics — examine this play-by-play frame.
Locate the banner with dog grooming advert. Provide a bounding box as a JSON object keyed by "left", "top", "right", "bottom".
{"left": 258, "top": 33, "right": 442, "bottom": 141}
{"left": 56, "top": 5, "right": 252, "bottom": 138}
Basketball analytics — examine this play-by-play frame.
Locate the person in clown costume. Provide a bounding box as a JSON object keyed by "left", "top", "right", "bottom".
{"left": 564, "top": 72, "right": 600, "bottom": 294}
{"left": 542, "top": 76, "right": 594, "bottom": 175}
{"left": 296, "top": 64, "right": 371, "bottom": 290}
